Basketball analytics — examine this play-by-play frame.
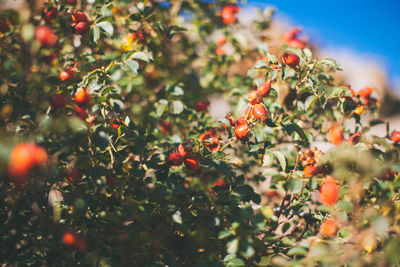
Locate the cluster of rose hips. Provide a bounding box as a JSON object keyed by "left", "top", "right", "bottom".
{"left": 283, "top": 27, "right": 307, "bottom": 49}
{"left": 341, "top": 85, "right": 377, "bottom": 117}
{"left": 318, "top": 175, "right": 340, "bottom": 236}
{"left": 221, "top": 5, "right": 239, "bottom": 24}
{"left": 328, "top": 124, "right": 362, "bottom": 146}
{"left": 49, "top": 87, "right": 91, "bottom": 121}
{"left": 301, "top": 146, "right": 323, "bottom": 178}
{"left": 35, "top": 8, "right": 91, "bottom": 47}
{"left": 223, "top": 79, "right": 273, "bottom": 140}
{"left": 168, "top": 141, "right": 199, "bottom": 171}
{"left": 214, "top": 35, "right": 226, "bottom": 55}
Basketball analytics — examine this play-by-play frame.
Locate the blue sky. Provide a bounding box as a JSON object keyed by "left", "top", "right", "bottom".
{"left": 247, "top": 0, "right": 400, "bottom": 91}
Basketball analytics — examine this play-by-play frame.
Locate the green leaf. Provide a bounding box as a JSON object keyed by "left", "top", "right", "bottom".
{"left": 91, "top": 26, "right": 100, "bottom": 44}
{"left": 272, "top": 151, "right": 286, "bottom": 171}
{"left": 227, "top": 238, "right": 239, "bottom": 255}
{"left": 289, "top": 179, "right": 303, "bottom": 194}
{"left": 155, "top": 99, "right": 168, "bottom": 116}
{"left": 292, "top": 123, "right": 309, "bottom": 144}
{"left": 305, "top": 95, "right": 318, "bottom": 111}
{"left": 227, "top": 258, "right": 245, "bottom": 267}
{"left": 287, "top": 247, "right": 307, "bottom": 256}
{"left": 165, "top": 85, "right": 184, "bottom": 96}
{"left": 124, "top": 59, "right": 139, "bottom": 74}
{"left": 320, "top": 57, "right": 342, "bottom": 71}
{"left": 218, "top": 229, "right": 234, "bottom": 239}
{"left": 169, "top": 100, "right": 184, "bottom": 114}
{"left": 98, "top": 21, "right": 113, "bottom": 36}
{"left": 130, "top": 51, "right": 154, "bottom": 62}
{"left": 254, "top": 60, "right": 269, "bottom": 69}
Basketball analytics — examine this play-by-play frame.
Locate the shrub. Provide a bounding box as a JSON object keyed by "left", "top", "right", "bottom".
{"left": 0, "top": 1, "right": 399, "bottom": 266}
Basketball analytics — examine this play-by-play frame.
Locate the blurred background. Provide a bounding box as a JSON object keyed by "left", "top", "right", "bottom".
{"left": 247, "top": 0, "right": 400, "bottom": 95}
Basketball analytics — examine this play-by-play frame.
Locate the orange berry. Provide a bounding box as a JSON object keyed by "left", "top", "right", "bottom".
{"left": 248, "top": 90, "right": 262, "bottom": 105}
{"left": 283, "top": 27, "right": 301, "bottom": 43}
{"left": 72, "top": 11, "right": 89, "bottom": 23}
{"left": 200, "top": 130, "right": 219, "bottom": 151}
{"left": 75, "top": 22, "right": 89, "bottom": 35}
{"left": 252, "top": 104, "right": 267, "bottom": 121}
{"left": 234, "top": 124, "right": 251, "bottom": 140}
{"left": 235, "top": 116, "right": 246, "bottom": 127}
{"left": 391, "top": 131, "right": 400, "bottom": 143}
{"left": 282, "top": 52, "right": 300, "bottom": 68}
{"left": 75, "top": 88, "right": 91, "bottom": 107}
{"left": 214, "top": 179, "right": 227, "bottom": 187}
{"left": 320, "top": 218, "right": 338, "bottom": 237}
{"left": 288, "top": 39, "right": 306, "bottom": 49}
{"left": 328, "top": 125, "right": 344, "bottom": 145}
{"left": 63, "top": 233, "right": 76, "bottom": 246}
{"left": 35, "top": 25, "right": 58, "bottom": 46}
{"left": 221, "top": 5, "right": 238, "bottom": 24}
{"left": 216, "top": 36, "right": 226, "bottom": 46}
{"left": 168, "top": 152, "right": 183, "bottom": 166}
{"left": 178, "top": 141, "right": 193, "bottom": 158}
{"left": 43, "top": 7, "right": 58, "bottom": 23}
{"left": 8, "top": 143, "right": 47, "bottom": 178}
{"left": 257, "top": 80, "right": 272, "bottom": 98}
{"left": 214, "top": 47, "right": 225, "bottom": 55}
{"left": 358, "top": 86, "right": 374, "bottom": 98}
{"left": 319, "top": 176, "right": 339, "bottom": 206}
{"left": 59, "top": 69, "right": 73, "bottom": 81}
{"left": 74, "top": 107, "right": 88, "bottom": 120}
{"left": 303, "top": 165, "right": 318, "bottom": 177}
{"left": 184, "top": 156, "right": 199, "bottom": 170}
{"left": 348, "top": 132, "right": 361, "bottom": 145}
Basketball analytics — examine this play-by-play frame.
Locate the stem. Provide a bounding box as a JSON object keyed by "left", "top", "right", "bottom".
{"left": 293, "top": 145, "right": 300, "bottom": 172}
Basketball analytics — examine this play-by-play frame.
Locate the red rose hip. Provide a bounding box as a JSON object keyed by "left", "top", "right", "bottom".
{"left": 282, "top": 52, "right": 300, "bottom": 68}
{"left": 234, "top": 125, "right": 250, "bottom": 140}
{"left": 75, "top": 88, "right": 91, "bottom": 107}
{"left": 252, "top": 104, "right": 267, "bottom": 121}
{"left": 257, "top": 80, "right": 272, "bottom": 98}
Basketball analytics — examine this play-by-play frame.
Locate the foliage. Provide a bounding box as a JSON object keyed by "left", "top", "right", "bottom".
{"left": 0, "top": 0, "right": 399, "bottom": 266}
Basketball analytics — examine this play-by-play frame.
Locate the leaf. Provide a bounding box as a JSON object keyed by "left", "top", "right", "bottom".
{"left": 227, "top": 258, "right": 245, "bottom": 267}
{"left": 287, "top": 247, "right": 307, "bottom": 256}
{"left": 292, "top": 123, "right": 309, "bottom": 144}
{"left": 124, "top": 59, "right": 139, "bottom": 74}
{"left": 272, "top": 151, "right": 286, "bottom": 171}
{"left": 269, "top": 69, "right": 278, "bottom": 80}
{"left": 98, "top": 21, "right": 113, "bottom": 37}
{"left": 169, "top": 100, "right": 184, "bottom": 114}
{"left": 227, "top": 238, "right": 239, "bottom": 255}
{"left": 172, "top": 210, "right": 182, "bottom": 224}
{"left": 320, "top": 57, "right": 342, "bottom": 71}
{"left": 155, "top": 99, "right": 168, "bottom": 116}
{"left": 91, "top": 26, "right": 100, "bottom": 44}
{"left": 305, "top": 95, "right": 318, "bottom": 111}
{"left": 130, "top": 51, "right": 154, "bottom": 62}
{"left": 254, "top": 60, "right": 269, "bottom": 69}
{"left": 289, "top": 179, "right": 303, "bottom": 194}
{"left": 165, "top": 85, "right": 184, "bottom": 96}
{"left": 218, "top": 229, "right": 234, "bottom": 239}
